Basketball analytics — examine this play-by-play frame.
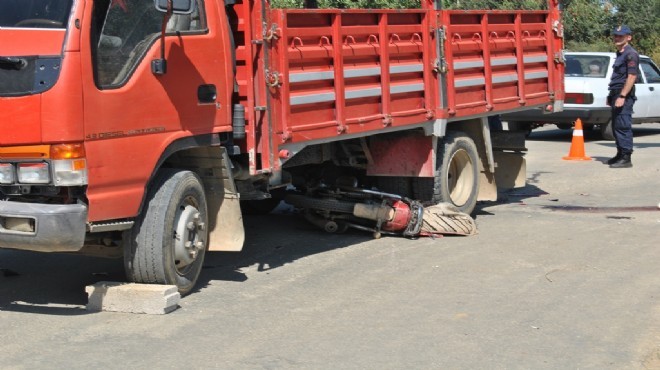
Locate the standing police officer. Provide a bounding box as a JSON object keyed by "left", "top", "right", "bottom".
{"left": 607, "top": 25, "right": 639, "bottom": 168}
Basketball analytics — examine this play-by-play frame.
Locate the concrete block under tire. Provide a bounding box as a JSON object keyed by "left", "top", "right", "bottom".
{"left": 86, "top": 282, "right": 180, "bottom": 314}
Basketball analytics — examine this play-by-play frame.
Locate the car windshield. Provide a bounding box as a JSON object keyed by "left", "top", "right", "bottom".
{"left": 0, "top": 0, "right": 73, "bottom": 29}
{"left": 565, "top": 55, "right": 610, "bottom": 78}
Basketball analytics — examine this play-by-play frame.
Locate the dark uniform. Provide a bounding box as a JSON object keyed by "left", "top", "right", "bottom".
{"left": 608, "top": 27, "right": 639, "bottom": 160}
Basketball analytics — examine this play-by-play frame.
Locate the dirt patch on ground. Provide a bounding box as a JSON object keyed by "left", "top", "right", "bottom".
{"left": 638, "top": 305, "right": 660, "bottom": 369}
{"left": 641, "top": 345, "right": 660, "bottom": 369}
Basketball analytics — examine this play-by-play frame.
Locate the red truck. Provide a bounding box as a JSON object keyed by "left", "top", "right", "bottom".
{"left": 0, "top": 0, "right": 563, "bottom": 294}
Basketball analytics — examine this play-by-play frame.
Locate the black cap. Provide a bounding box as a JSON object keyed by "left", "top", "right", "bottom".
{"left": 613, "top": 25, "right": 632, "bottom": 36}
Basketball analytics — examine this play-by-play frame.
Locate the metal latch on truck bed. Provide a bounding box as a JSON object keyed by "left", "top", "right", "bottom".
{"left": 265, "top": 70, "right": 282, "bottom": 88}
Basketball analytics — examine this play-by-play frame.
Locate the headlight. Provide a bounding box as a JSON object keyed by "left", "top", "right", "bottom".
{"left": 17, "top": 162, "right": 51, "bottom": 184}
{"left": 0, "top": 163, "right": 15, "bottom": 184}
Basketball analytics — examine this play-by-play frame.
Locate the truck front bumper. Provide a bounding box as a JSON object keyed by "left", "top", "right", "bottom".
{"left": 0, "top": 202, "right": 87, "bottom": 252}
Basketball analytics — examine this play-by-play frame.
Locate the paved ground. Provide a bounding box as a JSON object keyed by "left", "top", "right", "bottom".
{"left": 1, "top": 124, "right": 659, "bottom": 369}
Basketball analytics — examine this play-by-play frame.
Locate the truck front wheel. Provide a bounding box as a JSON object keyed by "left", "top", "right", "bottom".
{"left": 124, "top": 169, "right": 208, "bottom": 295}
{"left": 412, "top": 131, "right": 479, "bottom": 214}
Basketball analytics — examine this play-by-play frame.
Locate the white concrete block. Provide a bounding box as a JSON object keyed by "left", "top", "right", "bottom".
{"left": 86, "top": 281, "right": 180, "bottom": 314}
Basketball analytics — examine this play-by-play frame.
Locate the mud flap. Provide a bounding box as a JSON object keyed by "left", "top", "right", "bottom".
{"left": 478, "top": 170, "right": 498, "bottom": 202}
{"left": 493, "top": 151, "right": 526, "bottom": 190}
{"left": 202, "top": 148, "right": 245, "bottom": 252}
{"left": 490, "top": 129, "right": 527, "bottom": 190}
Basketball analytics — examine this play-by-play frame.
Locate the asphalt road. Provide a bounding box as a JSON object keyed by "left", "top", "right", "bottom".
{"left": 1, "top": 124, "right": 659, "bottom": 369}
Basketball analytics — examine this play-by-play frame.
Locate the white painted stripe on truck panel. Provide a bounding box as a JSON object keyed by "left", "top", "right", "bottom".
{"left": 345, "top": 87, "right": 382, "bottom": 99}
{"left": 345, "top": 67, "right": 381, "bottom": 78}
{"left": 492, "top": 74, "right": 518, "bottom": 84}
{"left": 491, "top": 57, "right": 517, "bottom": 66}
{"left": 524, "top": 55, "right": 547, "bottom": 64}
{"left": 290, "top": 92, "right": 336, "bottom": 105}
{"left": 390, "top": 64, "right": 424, "bottom": 74}
{"left": 454, "top": 60, "right": 484, "bottom": 70}
{"left": 289, "top": 71, "right": 335, "bottom": 83}
{"left": 454, "top": 78, "right": 485, "bottom": 87}
{"left": 289, "top": 64, "right": 425, "bottom": 84}
{"left": 525, "top": 71, "right": 548, "bottom": 80}
{"left": 390, "top": 83, "right": 425, "bottom": 94}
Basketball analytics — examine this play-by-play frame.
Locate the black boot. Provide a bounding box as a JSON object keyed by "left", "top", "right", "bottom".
{"left": 607, "top": 150, "right": 622, "bottom": 165}
{"left": 609, "top": 153, "right": 632, "bottom": 168}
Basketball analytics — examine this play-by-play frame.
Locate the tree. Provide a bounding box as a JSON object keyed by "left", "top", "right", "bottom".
{"left": 559, "top": 0, "right": 611, "bottom": 51}
{"left": 608, "top": 0, "right": 660, "bottom": 59}
{"left": 561, "top": 0, "right": 609, "bottom": 44}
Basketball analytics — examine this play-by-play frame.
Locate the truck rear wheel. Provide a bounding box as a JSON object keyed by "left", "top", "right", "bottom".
{"left": 124, "top": 169, "right": 208, "bottom": 296}
{"left": 412, "top": 131, "right": 479, "bottom": 214}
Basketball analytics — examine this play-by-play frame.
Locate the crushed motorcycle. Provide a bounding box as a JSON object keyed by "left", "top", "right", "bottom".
{"left": 284, "top": 186, "right": 477, "bottom": 239}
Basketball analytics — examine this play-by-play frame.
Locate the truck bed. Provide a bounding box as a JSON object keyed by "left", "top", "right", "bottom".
{"left": 230, "top": 0, "right": 563, "bottom": 173}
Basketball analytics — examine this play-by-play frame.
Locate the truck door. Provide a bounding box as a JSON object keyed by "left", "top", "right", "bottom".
{"left": 81, "top": 0, "right": 233, "bottom": 221}
{"left": 637, "top": 58, "right": 660, "bottom": 120}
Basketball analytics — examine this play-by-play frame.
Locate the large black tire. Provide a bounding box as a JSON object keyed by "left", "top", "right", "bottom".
{"left": 284, "top": 194, "right": 356, "bottom": 213}
{"left": 600, "top": 120, "right": 615, "bottom": 141}
{"left": 124, "top": 169, "right": 208, "bottom": 296}
{"left": 411, "top": 131, "right": 479, "bottom": 215}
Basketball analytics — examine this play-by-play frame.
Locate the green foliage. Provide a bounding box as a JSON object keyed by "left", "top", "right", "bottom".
{"left": 607, "top": 0, "right": 660, "bottom": 59}
{"left": 270, "top": 0, "right": 420, "bottom": 8}
{"left": 270, "top": 0, "right": 305, "bottom": 7}
{"left": 270, "top": 0, "right": 545, "bottom": 8}
{"left": 441, "top": 0, "right": 545, "bottom": 9}
{"left": 317, "top": 0, "right": 420, "bottom": 8}
{"left": 565, "top": 39, "right": 612, "bottom": 52}
{"left": 561, "top": 0, "right": 609, "bottom": 44}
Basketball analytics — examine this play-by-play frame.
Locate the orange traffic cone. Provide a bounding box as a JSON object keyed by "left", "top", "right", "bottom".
{"left": 562, "top": 118, "right": 591, "bottom": 161}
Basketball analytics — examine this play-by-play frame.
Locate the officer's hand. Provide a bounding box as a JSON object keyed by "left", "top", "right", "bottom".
{"left": 615, "top": 97, "right": 625, "bottom": 108}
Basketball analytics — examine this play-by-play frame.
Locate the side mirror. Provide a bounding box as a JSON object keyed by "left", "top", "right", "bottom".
{"left": 152, "top": 0, "right": 195, "bottom": 75}
{"left": 154, "top": 0, "right": 194, "bottom": 14}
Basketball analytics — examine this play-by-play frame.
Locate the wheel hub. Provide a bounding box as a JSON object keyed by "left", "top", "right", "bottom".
{"left": 447, "top": 148, "right": 475, "bottom": 207}
{"left": 174, "top": 204, "right": 206, "bottom": 270}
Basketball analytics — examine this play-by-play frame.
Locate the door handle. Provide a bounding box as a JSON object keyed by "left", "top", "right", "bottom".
{"left": 650, "top": 87, "right": 655, "bottom": 91}
{"left": 197, "top": 84, "right": 217, "bottom": 104}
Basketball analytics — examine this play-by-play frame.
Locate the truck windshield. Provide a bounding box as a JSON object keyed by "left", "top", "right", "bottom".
{"left": 0, "top": 0, "right": 73, "bottom": 29}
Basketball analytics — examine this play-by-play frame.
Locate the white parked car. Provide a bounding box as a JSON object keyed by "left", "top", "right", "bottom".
{"left": 502, "top": 52, "right": 660, "bottom": 139}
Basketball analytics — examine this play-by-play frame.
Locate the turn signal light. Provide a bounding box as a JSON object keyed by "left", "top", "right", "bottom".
{"left": 49, "top": 143, "right": 88, "bottom": 186}
{"left": 50, "top": 143, "right": 85, "bottom": 160}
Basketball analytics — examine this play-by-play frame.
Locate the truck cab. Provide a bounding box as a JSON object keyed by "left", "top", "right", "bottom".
{"left": 1, "top": 0, "right": 239, "bottom": 294}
